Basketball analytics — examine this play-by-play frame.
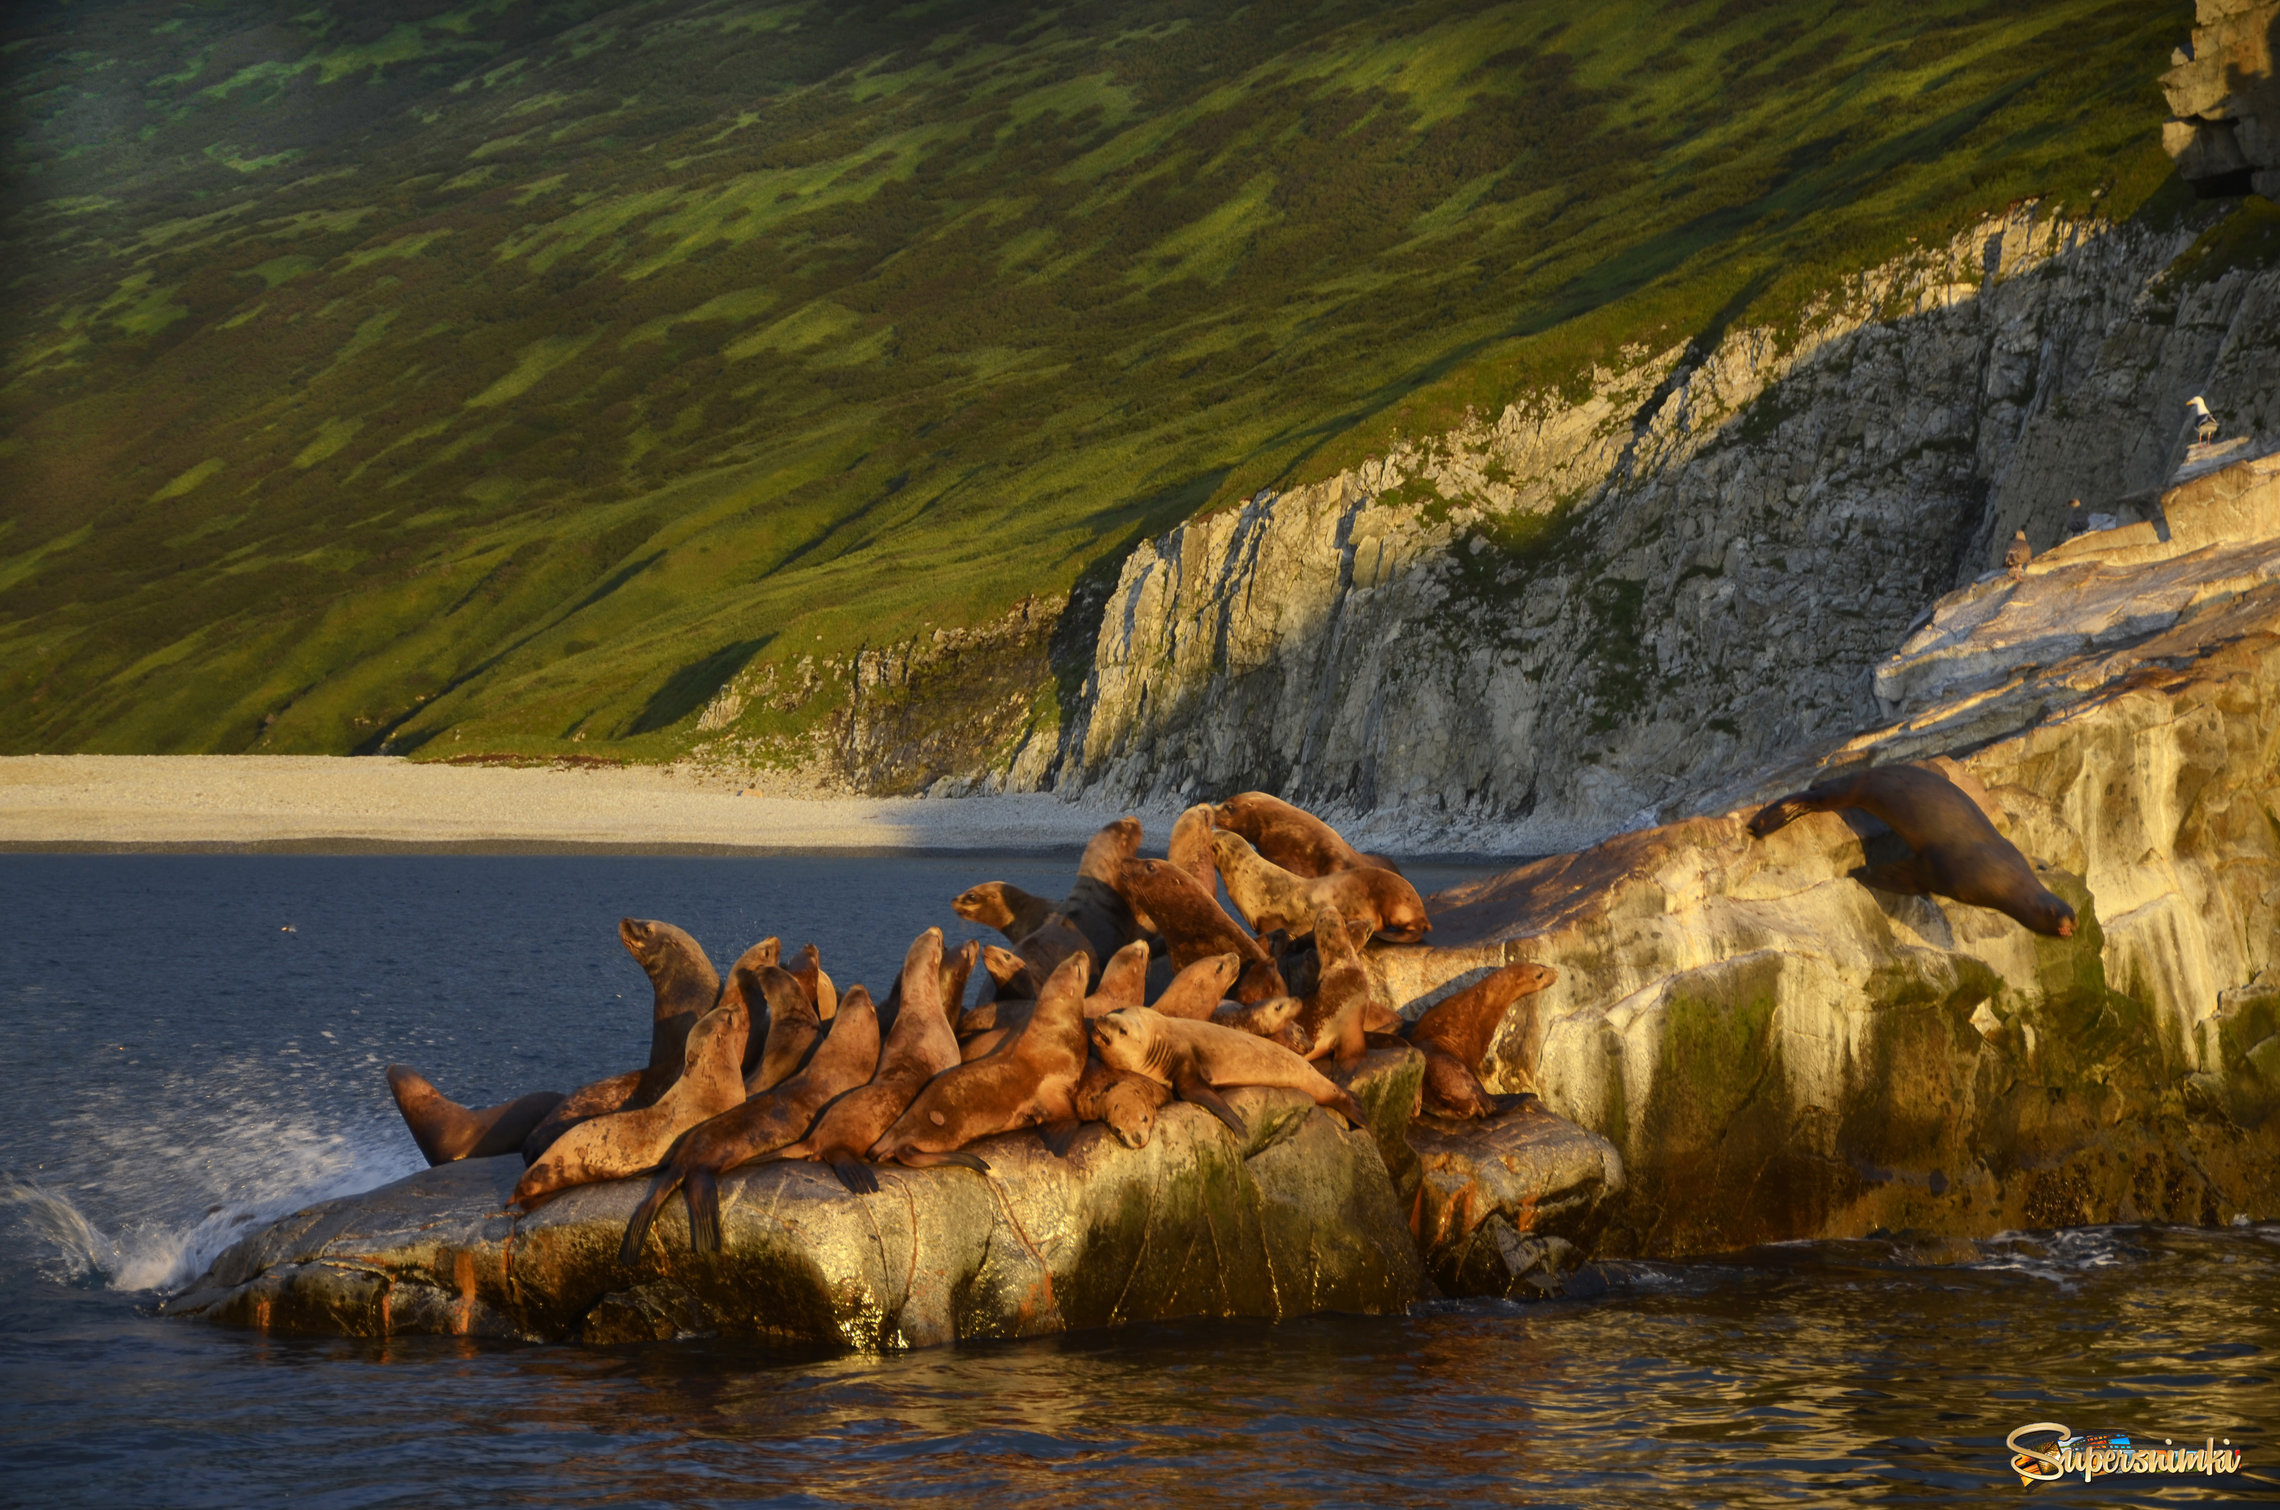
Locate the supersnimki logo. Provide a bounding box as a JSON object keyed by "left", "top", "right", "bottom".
{"left": 2005, "top": 1423, "right": 2246, "bottom": 1486}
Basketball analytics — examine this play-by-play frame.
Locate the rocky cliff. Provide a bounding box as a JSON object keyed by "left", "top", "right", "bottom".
{"left": 1033, "top": 200, "right": 2280, "bottom": 850}
{"left": 1361, "top": 454, "right": 2280, "bottom": 1257}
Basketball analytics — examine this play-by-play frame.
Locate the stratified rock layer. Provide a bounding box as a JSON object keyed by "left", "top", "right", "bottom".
{"left": 1370, "top": 458, "right": 2280, "bottom": 1258}
{"left": 166, "top": 1046, "right": 1624, "bottom": 1346}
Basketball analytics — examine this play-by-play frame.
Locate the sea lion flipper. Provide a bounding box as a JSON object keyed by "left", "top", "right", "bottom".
{"left": 1175, "top": 1072, "right": 1248, "bottom": 1138}
{"left": 895, "top": 1149, "right": 992, "bottom": 1174}
{"left": 830, "top": 1158, "right": 880, "bottom": 1195}
{"left": 1326, "top": 1087, "right": 1367, "bottom": 1129}
{"left": 1037, "top": 1120, "right": 1082, "bottom": 1158}
{"left": 684, "top": 1167, "right": 723, "bottom": 1254}
{"left": 619, "top": 1166, "right": 684, "bottom": 1266}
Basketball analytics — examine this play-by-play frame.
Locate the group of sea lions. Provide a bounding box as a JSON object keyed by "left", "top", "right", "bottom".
{"left": 386, "top": 792, "right": 1550, "bottom": 1267}
{"left": 387, "top": 767, "right": 2076, "bottom": 1266}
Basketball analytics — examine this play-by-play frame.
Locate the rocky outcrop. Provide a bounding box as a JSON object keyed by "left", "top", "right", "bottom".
{"left": 165, "top": 1045, "right": 1625, "bottom": 1345}
{"left": 2163, "top": 1, "right": 2280, "bottom": 199}
{"left": 1360, "top": 456, "right": 2280, "bottom": 1257}
{"left": 1038, "top": 204, "right": 2280, "bottom": 848}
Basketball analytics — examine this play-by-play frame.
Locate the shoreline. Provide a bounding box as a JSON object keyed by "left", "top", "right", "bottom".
{"left": 0, "top": 755, "right": 1145, "bottom": 854}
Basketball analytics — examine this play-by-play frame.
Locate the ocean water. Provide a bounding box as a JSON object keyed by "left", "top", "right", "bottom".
{"left": 1, "top": 852, "right": 2272, "bottom": 1508}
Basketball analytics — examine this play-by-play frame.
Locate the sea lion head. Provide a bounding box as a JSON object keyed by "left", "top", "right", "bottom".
{"left": 2027, "top": 890, "right": 2077, "bottom": 938}
{"left": 1100, "top": 1079, "right": 1158, "bottom": 1148}
{"left": 619, "top": 918, "right": 713, "bottom": 989}
{"left": 952, "top": 883, "right": 1017, "bottom": 930}
{"left": 1369, "top": 881, "right": 1432, "bottom": 944}
{"left": 1088, "top": 1007, "right": 1158, "bottom": 1077}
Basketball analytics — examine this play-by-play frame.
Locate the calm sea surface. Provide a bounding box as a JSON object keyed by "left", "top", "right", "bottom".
{"left": 1, "top": 852, "right": 2271, "bottom": 1507}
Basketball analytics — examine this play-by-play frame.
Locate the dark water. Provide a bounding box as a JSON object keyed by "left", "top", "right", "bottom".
{"left": 2, "top": 854, "right": 2272, "bottom": 1508}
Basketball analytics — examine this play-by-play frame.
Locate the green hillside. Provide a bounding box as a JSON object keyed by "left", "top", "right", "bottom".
{"left": 1, "top": 0, "right": 2190, "bottom": 768}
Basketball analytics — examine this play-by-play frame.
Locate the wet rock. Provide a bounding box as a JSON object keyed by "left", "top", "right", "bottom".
{"left": 167, "top": 1083, "right": 1428, "bottom": 1347}
{"left": 1408, "top": 1101, "right": 1624, "bottom": 1298}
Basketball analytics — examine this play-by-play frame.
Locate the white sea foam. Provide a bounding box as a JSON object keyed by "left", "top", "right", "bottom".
{"left": 2, "top": 1117, "right": 418, "bottom": 1293}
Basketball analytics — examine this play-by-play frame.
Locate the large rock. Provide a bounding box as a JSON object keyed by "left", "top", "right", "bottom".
{"left": 2161, "top": 2, "right": 2280, "bottom": 199}
{"left": 166, "top": 1045, "right": 1627, "bottom": 1345}
{"left": 1364, "top": 456, "right": 2280, "bottom": 1257}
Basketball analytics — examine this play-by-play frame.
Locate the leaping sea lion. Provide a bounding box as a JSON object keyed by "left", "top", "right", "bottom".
{"left": 385, "top": 1069, "right": 564, "bottom": 1166}
{"left": 1406, "top": 961, "right": 1557, "bottom": 1118}
{"left": 872, "top": 952, "right": 1090, "bottom": 1172}
{"left": 1211, "top": 832, "right": 1430, "bottom": 944}
{"left": 1746, "top": 764, "right": 2076, "bottom": 937}
{"left": 1212, "top": 791, "right": 1401, "bottom": 876}
{"left": 1089, "top": 1007, "right": 1366, "bottom": 1137}
{"left": 513, "top": 981, "right": 750, "bottom": 1209}
{"left": 619, "top": 985, "right": 882, "bottom": 1261}
{"left": 776, "top": 928, "right": 961, "bottom": 1193}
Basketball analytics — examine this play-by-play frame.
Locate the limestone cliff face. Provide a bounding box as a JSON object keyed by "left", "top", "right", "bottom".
{"left": 1040, "top": 204, "right": 2280, "bottom": 849}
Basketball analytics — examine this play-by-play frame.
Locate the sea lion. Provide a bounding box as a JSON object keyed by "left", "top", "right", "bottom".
{"left": 1213, "top": 791, "right": 1400, "bottom": 876}
{"left": 1111, "top": 858, "right": 1285, "bottom": 1004}
{"left": 1211, "top": 832, "right": 1431, "bottom": 944}
{"left": 777, "top": 928, "right": 960, "bottom": 1193}
{"left": 1090, "top": 1007, "right": 1366, "bottom": 1137}
{"left": 1207, "top": 994, "right": 1303, "bottom": 1039}
{"left": 975, "top": 943, "right": 1028, "bottom": 1005}
{"left": 742, "top": 963, "right": 822, "bottom": 1094}
{"left": 619, "top": 918, "right": 723, "bottom": 1107}
{"left": 1406, "top": 961, "right": 1558, "bottom": 1118}
{"left": 518, "top": 1070, "right": 641, "bottom": 1163}
{"left": 1149, "top": 952, "right": 1243, "bottom": 1019}
{"left": 1167, "top": 802, "right": 1220, "bottom": 900}
{"left": 952, "top": 882, "right": 1058, "bottom": 943}
{"left": 1071, "top": 1055, "right": 1173, "bottom": 1149}
{"left": 1746, "top": 764, "right": 2076, "bottom": 937}
{"left": 513, "top": 985, "right": 751, "bottom": 1209}
{"left": 1286, "top": 907, "right": 1371, "bottom": 1063}
{"left": 619, "top": 985, "right": 882, "bottom": 1260}
{"left": 940, "top": 937, "right": 979, "bottom": 1021}
{"left": 718, "top": 939, "right": 785, "bottom": 1079}
{"left": 385, "top": 1068, "right": 564, "bottom": 1166}
{"left": 786, "top": 942, "right": 836, "bottom": 1021}
{"left": 872, "top": 952, "right": 1090, "bottom": 1172}
{"left": 1090, "top": 939, "right": 1151, "bottom": 1012}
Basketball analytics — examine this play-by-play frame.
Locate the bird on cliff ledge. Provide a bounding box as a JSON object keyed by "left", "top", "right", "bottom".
{"left": 2188, "top": 394, "right": 2219, "bottom": 444}
{"left": 2004, "top": 530, "right": 2032, "bottom": 579}
{"left": 2065, "top": 498, "right": 2087, "bottom": 536}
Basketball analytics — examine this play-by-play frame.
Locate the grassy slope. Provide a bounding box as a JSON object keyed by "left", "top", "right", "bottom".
{"left": 0, "top": 0, "right": 2191, "bottom": 763}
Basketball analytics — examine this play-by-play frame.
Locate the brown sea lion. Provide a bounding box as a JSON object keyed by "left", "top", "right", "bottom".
{"left": 940, "top": 938, "right": 979, "bottom": 1021}
{"left": 1071, "top": 1054, "right": 1173, "bottom": 1149}
{"left": 619, "top": 985, "right": 883, "bottom": 1260}
{"left": 952, "top": 882, "right": 1057, "bottom": 943}
{"left": 1213, "top": 791, "right": 1401, "bottom": 876}
{"left": 619, "top": 918, "right": 723, "bottom": 1107}
{"left": 718, "top": 939, "right": 784, "bottom": 1079}
{"left": 1207, "top": 994, "right": 1303, "bottom": 1039}
{"left": 872, "top": 953, "right": 1090, "bottom": 1171}
{"left": 1149, "top": 952, "right": 1243, "bottom": 1019}
{"left": 385, "top": 1068, "right": 564, "bottom": 1166}
{"left": 1168, "top": 802, "right": 1220, "bottom": 898}
{"left": 776, "top": 928, "right": 960, "bottom": 1193}
{"left": 1111, "top": 858, "right": 1285, "bottom": 1004}
{"left": 786, "top": 942, "right": 836, "bottom": 1021}
{"left": 1406, "top": 961, "right": 1558, "bottom": 1118}
{"left": 518, "top": 1070, "right": 641, "bottom": 1164}
{"left": 975, "top": 943, "right": 1028, "bottom": 1005}
{"left": 1746, "top": 764, "right": 2076, "bottom": 937}
{"left": 1090, "top": 1007, "right": 1366, "bottom": 1137}
{"left": 1008, "top": 912, "right": 1096, "bottom": 996}
{"left": 742, "top": 963, "right": 822, "bottom": 1094}
{"left": 1287, "top": 907, "right": 1371, "bottom": 1063}
{"left": 513, "top": 985, "right": 751, "bottom": 1209}
{"left": 1090, "top": 939, "right": 1152, "bottom": 1012}
{"left": 1210, "top": 832, "right": 1430, "bottom": 944}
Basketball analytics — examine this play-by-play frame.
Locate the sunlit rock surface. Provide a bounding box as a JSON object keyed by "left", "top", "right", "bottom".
{"left": 1366, "top": 454, "right": 2280, "bottom": 1258}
